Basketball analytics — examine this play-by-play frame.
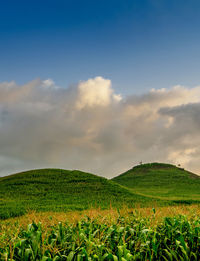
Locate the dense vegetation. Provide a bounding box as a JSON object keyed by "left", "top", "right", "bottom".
{"left": 113, "top": 163, "right": 200, "bottom": 203}
{"left": 1, "top": 164, "right": 200, "bottom": 260}
{"left": 0, "top": 169, "right": 158, "bottom": 219}
{"left": 1, "top": 207, "right": 200, "bottom": 260}
{"left": 1, "top": 163, "right": 200, "bottom": 219}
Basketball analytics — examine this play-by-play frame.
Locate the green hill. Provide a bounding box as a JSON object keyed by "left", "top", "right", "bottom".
{"left": 112, "top": 163, "right": 200, "bottom": 202}
{"left": 0, "top": 168, "right": 158, "bottom": 219}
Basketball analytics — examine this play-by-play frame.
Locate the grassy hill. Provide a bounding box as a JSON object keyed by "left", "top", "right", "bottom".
{"left": 0, "top": 168, "right": 159, "bottom": 219}
{"left": 112, "top": 163, "right": 200, "bottom": 202}
{"left": 1, "top": 164, "right": 200, "bottom": 219}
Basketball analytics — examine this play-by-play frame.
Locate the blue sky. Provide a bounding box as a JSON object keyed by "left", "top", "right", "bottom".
{"left": 2, "top": 0, "right": 200, "bottom": 176}
{"left": 1, "top": 0, "right": 200, "bottom": 94}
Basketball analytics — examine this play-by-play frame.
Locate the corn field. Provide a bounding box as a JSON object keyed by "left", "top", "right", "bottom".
{"left": 0, "top": 209, "right": 200, "bottom": 261}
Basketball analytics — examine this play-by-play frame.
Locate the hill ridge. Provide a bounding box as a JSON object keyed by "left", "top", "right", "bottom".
{"left": 114, "top": 162, "right": 200, "bottom": 179}
{"left": 112, "top": 162, "right": 200, "bottom": 201}
{"left": 0, "top": 168, "right": 160, "bottom": 219}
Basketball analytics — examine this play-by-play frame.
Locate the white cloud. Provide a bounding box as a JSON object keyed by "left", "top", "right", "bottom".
{"left": 76, "top": 76, "right": 121, "bottom": 109}
{"left": 0, "top": 77, "right": 200, "bottom": 177}
{"left": 42, "top": 78, "right": 56, "bottom": 88}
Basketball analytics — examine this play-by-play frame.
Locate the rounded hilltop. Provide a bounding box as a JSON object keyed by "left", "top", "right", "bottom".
{"left": 131, "top": 162, "right": 178, "bottom": 170}
{"left": 113, "top": 162, "right": 200, "bottom": 202}
{"left": 0, "top": 168, "right": 156, "bottom": 219}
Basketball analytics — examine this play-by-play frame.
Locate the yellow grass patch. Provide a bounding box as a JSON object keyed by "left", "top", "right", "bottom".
{"left": 1, "top": 204, "right": 200, "bottom": 229}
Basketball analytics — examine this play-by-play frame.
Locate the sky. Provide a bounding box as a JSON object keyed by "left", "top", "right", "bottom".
{"left": 1, "top": 0, "right": 200, "bottom": 177}
{"left": 1, "top": 0, "right": 200, "bottom": 94}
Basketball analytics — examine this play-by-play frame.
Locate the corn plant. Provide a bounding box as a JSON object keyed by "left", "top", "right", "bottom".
{"left": 0, "top": 214, "right": 200, "bottom": 260}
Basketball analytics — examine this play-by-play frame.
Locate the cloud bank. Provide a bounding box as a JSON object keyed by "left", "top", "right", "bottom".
{"left": 0, "top": 76, "right": 200, "bottom": 177}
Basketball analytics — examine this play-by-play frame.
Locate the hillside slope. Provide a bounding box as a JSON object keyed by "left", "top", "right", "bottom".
{"left": 112, "top": 163, "right": 200, "bottom": 202}
{"left": 0, "top": 168, "right": 158, "bottom": 219}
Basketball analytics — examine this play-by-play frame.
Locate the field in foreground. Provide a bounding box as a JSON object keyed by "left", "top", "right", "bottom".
{"left": 1, "top": 205, "right": 200, "bottom": 260}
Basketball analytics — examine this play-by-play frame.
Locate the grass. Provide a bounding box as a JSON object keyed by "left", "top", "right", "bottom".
{"left": 1, "top": 206, "right": 200, "bottom": 260}
{"left": 1, "top": 163, "right": 200, "bottom": 219}
{"left": 1, "top": 164, "right": 200, "bottom": 259}
{"left": 0, "top": 168, "right": 161, "bottom": 219}
{"left": 112, "top": 163, "right": 200, "bottom": 202}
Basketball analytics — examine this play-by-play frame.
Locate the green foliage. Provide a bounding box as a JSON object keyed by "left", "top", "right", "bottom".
{"left": 1, "top": 214, "right": 200, "bottom": 260}
{"left": 0, "top": 202, "right": 26, "bottom": 219}
{"left": 0, "top": 169, "right": 160, "bottom": 219}
{"left": 113, "top": 163, "right": 200, "bottom": 202}
{"left": 1, "top": 163, "right": 200, "bottom": 219}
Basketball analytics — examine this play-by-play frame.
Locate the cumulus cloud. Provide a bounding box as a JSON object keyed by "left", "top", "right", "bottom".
{"left": 0, "top": 76, "right": 200, "bottom": 177}
{"left": 76, "top": 77, "right": 122, "bottom": 109}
